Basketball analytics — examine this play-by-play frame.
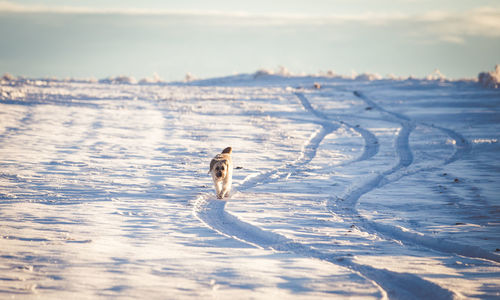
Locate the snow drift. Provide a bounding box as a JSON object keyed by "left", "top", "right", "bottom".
{"left": 478, "top": 65, "right": 500, "bottom": 88}
{"left": 0, "top": 72, "right": 499, "bottom": 299}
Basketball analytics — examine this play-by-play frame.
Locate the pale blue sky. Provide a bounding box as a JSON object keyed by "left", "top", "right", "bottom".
{"left": 1, "top": 0, "right": 499, "bottom": 79}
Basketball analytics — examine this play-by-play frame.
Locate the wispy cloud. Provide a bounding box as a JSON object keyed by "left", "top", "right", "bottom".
{"left": 413, "top": 7, "right": 500, "bottom": 43}
{"left": 1, "top": 1, "right": 208, "bottom": 16}
{"left": 0, "top": 1, "right": 404, "bottom": 21}
{"left": 1, "top": 1, "right": 499, "bottom": 42}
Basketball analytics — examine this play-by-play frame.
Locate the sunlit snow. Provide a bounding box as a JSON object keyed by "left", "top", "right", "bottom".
{"left": 0, "top": 73, "right": 499, "bottom": 299}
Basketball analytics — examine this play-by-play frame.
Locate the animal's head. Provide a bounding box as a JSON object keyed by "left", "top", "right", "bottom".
{"left": 213, "top": 160, "right": 228, "bottom": 178}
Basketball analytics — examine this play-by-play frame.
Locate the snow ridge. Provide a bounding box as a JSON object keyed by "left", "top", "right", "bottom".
{"left": 194, "top": 90, "right": 456, "bottom": 299}
{"left": 195, "top": 193, "right": 455, "bottom": 299}
{"left": 333, "top": 90, "right": 499, "bottom": 263}
{"left": 238, "top": 124, "right": 339, "bottom": 192}
{"left": 295, "top": 92, "right": 379, "bottom": 163}
{"left": 1, "top": 76, "right": 498, "bottom": 298}
{"left": 428, "top": 124, "right": 471, "bottom": 165}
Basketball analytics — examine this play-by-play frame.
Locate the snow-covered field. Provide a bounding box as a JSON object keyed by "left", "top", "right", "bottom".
{"left": 0, "top": 73, "right": 499, "bottom": 299}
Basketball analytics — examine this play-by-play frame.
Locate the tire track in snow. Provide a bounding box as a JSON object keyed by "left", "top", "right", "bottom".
{"left": 427, "top": 124, "right": 471, "bottom": 165}
{"left": 295, "top": 92, "right": 380, "bottom": 163}
{"left": 338, "top": 91, "right": 500, "bottom": 263}
{"left": 237, "top": 125, "right": 338, "bottom": 191}
{"left": 194, "top": 92, "right": 455, "bottom": 299}
{"left": 194, "top": 193, "right": 455, "bottom": 299}
{"left": 379, "top": 123, "right": 471, "bottom": 187}
{"left": 353, "top": 91, "right": 472, "bottom": 165}
{"left": 237, "top": 91, "right": 378, "bottom": 196}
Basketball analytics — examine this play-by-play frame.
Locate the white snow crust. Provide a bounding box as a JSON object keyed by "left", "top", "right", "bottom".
{"left": 0, "top": 73, "right": 499, "bottom": 299}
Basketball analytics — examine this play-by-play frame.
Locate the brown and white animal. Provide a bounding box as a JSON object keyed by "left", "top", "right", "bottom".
{"left": 208, "top": 147, "right": 233, "bottom": 199}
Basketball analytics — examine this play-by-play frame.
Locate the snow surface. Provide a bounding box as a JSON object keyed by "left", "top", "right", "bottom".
{"left": 0, "top": 73, "right": 499, "bottom": 299}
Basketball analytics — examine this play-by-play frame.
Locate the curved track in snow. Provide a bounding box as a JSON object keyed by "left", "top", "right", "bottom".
{"left": 237, "top": 124, "right": 338, "bottom": 191}
{"left": 2, "top": 77, "right": 498, "bottom": 298}
{"left": 194, "top": 90, "right": 456, "bottom": 299}
{"left": 194, "top": 192, "right": 454, "bottom": 300}
{"left": 295, "top": 92, "right": 380, "bottom": 163}
{"left": 334, "top": 91, "right": 499, "bottom": 263}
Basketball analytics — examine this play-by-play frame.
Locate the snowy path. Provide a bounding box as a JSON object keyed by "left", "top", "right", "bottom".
{"left": 194, "top": 91, "right": 454, "bottom": 298}
{"left": 1, "top": 75, "right": 499, "bottom": 298}
{"left": 342, "top": 91, "right": 499, "bottom": 263}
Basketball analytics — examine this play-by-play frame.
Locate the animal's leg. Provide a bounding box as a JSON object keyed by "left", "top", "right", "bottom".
{"left": 221, "top": 179, "right": 232, "bottom": 198}
{"left": 214, "top": 181, "right": 223, "bottom": 199}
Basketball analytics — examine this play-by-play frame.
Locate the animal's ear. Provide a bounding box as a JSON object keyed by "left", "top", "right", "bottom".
{"left": 222, "top": 147, "right": 232, "bottom": 154}
{"left": 209, "top": 159, "right": 216, "bottom": 173}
